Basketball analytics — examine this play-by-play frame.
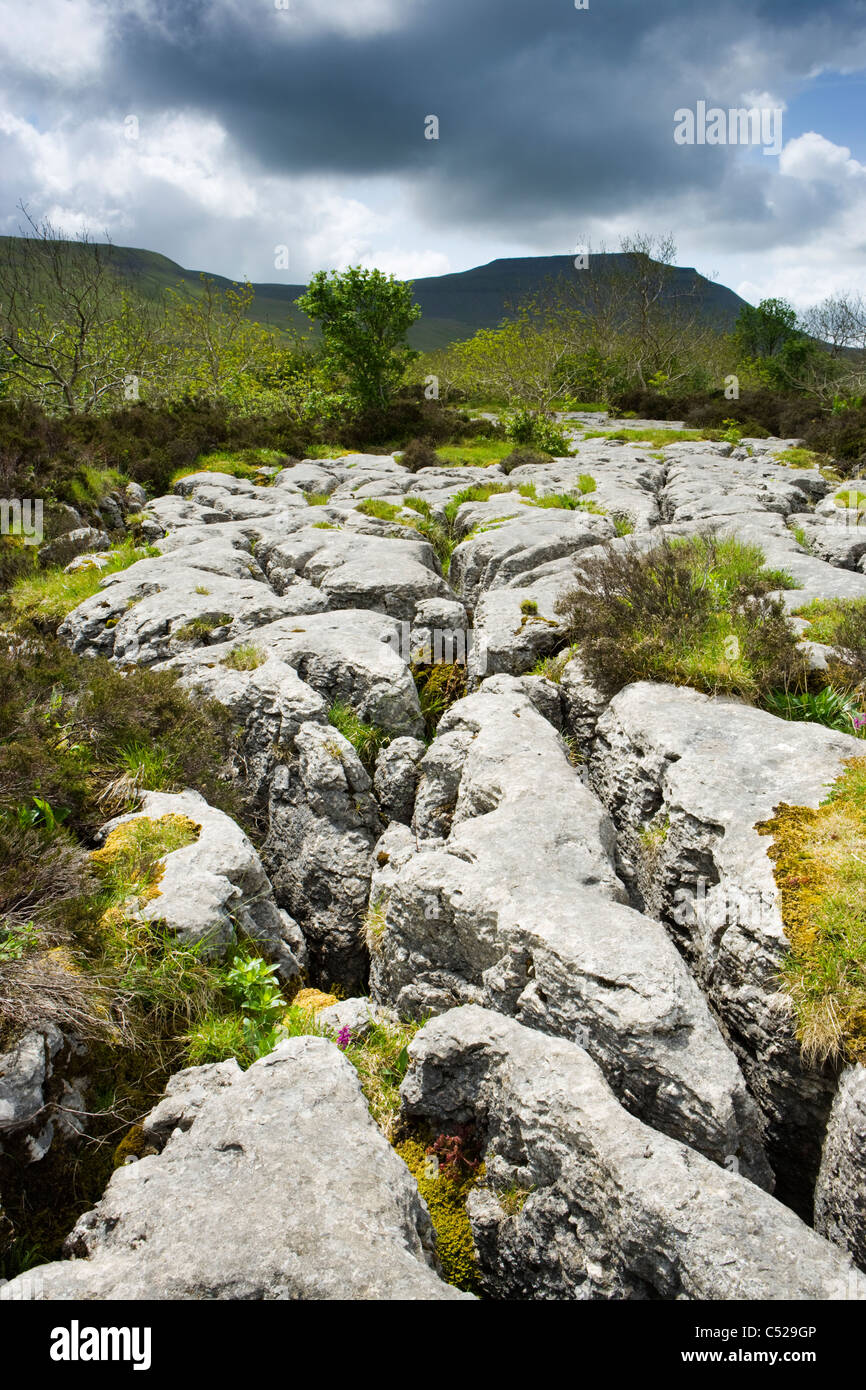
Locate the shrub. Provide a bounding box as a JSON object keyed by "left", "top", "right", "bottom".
{"left": 554, "top": 533, "right": 805, "bottom": 702}
{"left": 498, "top": 448, "right": 553, "bottom": 475}
{"left": 399, "top": 438, "right": 443, "bottom": 473}
{"left": 504, "top": 408, "right": 572, "bottom": 455}
{"left": 0, "top": 636, "right": 245, "bottom": 839}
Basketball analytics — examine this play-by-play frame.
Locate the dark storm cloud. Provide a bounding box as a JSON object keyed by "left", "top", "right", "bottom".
{"left": 14, "top": 0, "right": 865, "bottom": 235}
{"left": 3, "top": 0, "right": 866, "bottom": 283}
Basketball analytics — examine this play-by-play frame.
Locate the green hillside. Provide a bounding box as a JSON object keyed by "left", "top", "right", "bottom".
{"left": 0, "top": 239, "right": 749, "bottom": 352}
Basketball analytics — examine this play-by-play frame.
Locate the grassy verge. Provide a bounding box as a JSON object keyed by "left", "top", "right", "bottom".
{"left": 5, "top": 541, "right": 158, "bottom": 631}
{"left": 433, "top": 441, "right": 516, "bottom": 468}
{"left": 581, "top": 428, "right": 707, "bottom": 446}
{"left": 170, "top": 447, "right": 288, "bottom": 487}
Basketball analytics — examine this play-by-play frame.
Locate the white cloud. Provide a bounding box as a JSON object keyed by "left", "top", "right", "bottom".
{"left": 779, "top": 131, "right": 865, "bottom": 182}
{"left": 0, "top": 0, "right": 109, "bottom": 81}
{"left": 0, "top": 104, "right": 463, "bottom": 281}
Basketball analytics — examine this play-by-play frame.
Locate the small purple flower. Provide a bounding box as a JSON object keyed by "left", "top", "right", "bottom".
{"left": 854, "top": 712, "right": 866, "bottom": 732}
{"left": 336, "top": 1026, "right": 351, "bottom": 1050}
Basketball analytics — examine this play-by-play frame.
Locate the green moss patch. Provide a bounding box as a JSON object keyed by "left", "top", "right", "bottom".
{"left": 397, "top": 1130, "right": 484, "bottom": 1293}
{"left": 757, "top": 757, "right": 866, "bottom": 1065}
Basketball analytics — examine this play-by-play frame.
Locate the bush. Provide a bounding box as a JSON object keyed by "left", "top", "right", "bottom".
{"left": 554, "top": 533, "right": 805, "bottom": 702}
{"left": 399, "top": 438, "right": 444, "bottom": 473}
{"left": 0, "top": 636, "right": 246, "bottom": 839}
{"left": 504, "top": 407, "right": 572, "bottom": 455}
{"left": 499, "top": 448, "right": 553, "bottom": 475}
{"left": 0, "top": 399, "right": 323, "bottom": 505}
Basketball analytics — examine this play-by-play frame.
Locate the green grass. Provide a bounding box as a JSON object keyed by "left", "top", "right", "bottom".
{"left": 834, "top": 488, "right": 866, "bottom": 510}
{"left": 774, "top": 447, "right": 829, "bottom": 470}
{"left": 101, "top": 741, "right": 183, "bottom": 804}
{"left": 404, "top": 496, "right": 433, "bottom": 518}
{"left": 223, "top": 643, "right": 266, "bottom": 671}
{"left": 758, "top": 757, "right": 866, "bottom": 1065}
{"left": 355, "top": 498, "right": 403, "bottom": 522}
{"left": 668, "top": 535, "right": 796, "bottom": 599}
{"left": 794, "top": 598, "right": 866, "bottom": 646}
{"left": 556, "top": 533, "right": 804, "bottom": 703}
{"left": 327, "top": 700, "right": 390, "bottom": 774}
{"left": 764, "top": 686, "right": 865, "bottom": 736}
{"left": 582, "top": 428, "right": 706, "bottom": 446}
{"left": 6, "top": 540, "right": 158, "bottom": 630}
{"left": 64, "top": 465, "right": 127, "bottom": 508}
{"left": 516, "top": 481, "right": 605, "bottom": 514}
{"left": 531, "top": 646, "right": 576, "bottom": 683}
{"left": 433, "top": 441, "right": 515, "bottom": 468}
{"left": 170, "top": 448, "right": 285, "bottom": 488}
{"left": 304, "top": 492, "right": 332, "bottom": 507}
{"left": 443, "top": 483, "right": 514, "bottom": 525}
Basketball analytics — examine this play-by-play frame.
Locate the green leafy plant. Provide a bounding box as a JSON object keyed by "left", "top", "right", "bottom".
{"left": 411, "top": 661, "right": 467, "bottom": 739}
{"left": 763, "top": 686, "right": 865, "bottom": 736}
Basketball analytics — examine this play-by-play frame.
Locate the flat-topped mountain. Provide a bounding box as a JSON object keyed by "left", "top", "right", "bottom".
{"left": 0, "top": 238, "right": 748, "bottom": 350}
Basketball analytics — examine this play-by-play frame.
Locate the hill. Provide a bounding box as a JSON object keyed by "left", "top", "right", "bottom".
{"left": 0, "top": 238, "right": 749, "bottom": 352}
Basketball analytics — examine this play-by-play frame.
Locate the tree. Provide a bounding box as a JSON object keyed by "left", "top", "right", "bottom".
{"left": 164, "top": 275, "right": 284, "bottom": 409}
{"left": 533, "top": 233, "right": 721, "bottom": 398}
{"left": 0, "top": 206, "right": 168, "bottom": 413}
{"left": 296, "top": 266, "right": 421, "bottom": 409}
{"left": 733, "top": 297, "right": 800, "bottom": 361}
{"left": 802, "top": 293, "right": 866, "bottom": 357}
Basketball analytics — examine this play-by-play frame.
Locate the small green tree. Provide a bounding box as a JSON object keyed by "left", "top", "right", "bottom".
{"left": 164, "top": 275, "right": 283, "bottom": 408}
{"left": 296, "top": 266, "right": 421, "bottom": 409}
{"left": 734, "top": 298, "right": 800, "bottom": 360}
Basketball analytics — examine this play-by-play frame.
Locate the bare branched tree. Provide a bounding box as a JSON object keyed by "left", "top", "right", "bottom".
{"left": 0, "top": 205, "right": 169, "bottom": 412}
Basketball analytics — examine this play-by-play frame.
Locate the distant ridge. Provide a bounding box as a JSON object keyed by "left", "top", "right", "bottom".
{"left": 0, "top": 239, "right": 748, "bottom": 352}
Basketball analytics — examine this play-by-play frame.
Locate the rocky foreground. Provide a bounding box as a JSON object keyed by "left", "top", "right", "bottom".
{"left": 4, "top": 425, "right": 866, "bottom": 1300}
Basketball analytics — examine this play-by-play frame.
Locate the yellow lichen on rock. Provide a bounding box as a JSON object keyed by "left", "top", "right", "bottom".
{"left": 91, "top": 814, "right": 201, "bottom": 906}
{"left": 291, "top": 988, "right": 339, "bottom": 1013}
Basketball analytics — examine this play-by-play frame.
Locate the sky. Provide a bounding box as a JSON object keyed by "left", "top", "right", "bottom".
{"left": 1, "top": 0, "right": 866, "bottom": 310}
